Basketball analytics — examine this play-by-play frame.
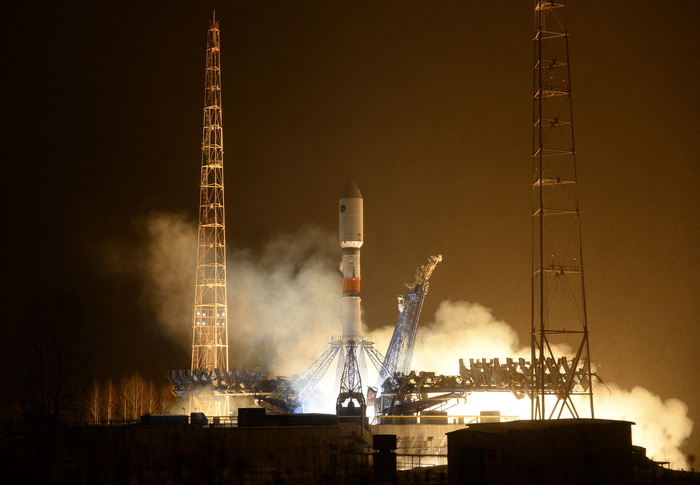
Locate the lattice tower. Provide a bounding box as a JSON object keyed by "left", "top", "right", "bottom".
{"left": 337, "top": 341, "right": 365, "bottom": 413}
{"left": 531, "top": 1, "right": 594, "bottom": 419}
{"left": 191, "top": 13, "right": 229, "bottom": 375}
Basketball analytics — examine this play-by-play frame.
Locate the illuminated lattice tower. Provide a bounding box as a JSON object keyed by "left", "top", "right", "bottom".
{"left": 531, "top": 1, "right": 594, "bottom": 420}
{"left": 191, "top": 14, "right": 229, "bottom": 380}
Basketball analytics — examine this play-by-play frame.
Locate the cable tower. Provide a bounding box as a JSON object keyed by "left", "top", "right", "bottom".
{"left": 531, "top": 1, "right": 594, "bottom": 420}
{"left": 191, "top": 13, "right": 229, "bottom": 413}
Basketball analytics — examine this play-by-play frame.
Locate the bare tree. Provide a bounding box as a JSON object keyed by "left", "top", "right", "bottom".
{"left": 143, "top": 380, "right": 158, "bottom": 415}
{"left": 120, "top": 372, "right": 145, "bottom": 420}
{"left": 15, "top": 292, "right": 94, "bottom": 421}
{"left": 84, "top": 378, "right": 102, "bottom": 422}
{"left": 130, "top": 372, "right": 145, "bottom": 419}
{"left": 119, "top": 375, "right": 129, "bottom": 420}
{"left": 103, "top": 377, "right": 118, "bottom": 423}
{"left": 159, "top": 383, "right": 177, "bottom": 414}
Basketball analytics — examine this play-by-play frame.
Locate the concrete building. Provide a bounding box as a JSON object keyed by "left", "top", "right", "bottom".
{"left": 447, "top": 419, "right": 634, "bottom": 485}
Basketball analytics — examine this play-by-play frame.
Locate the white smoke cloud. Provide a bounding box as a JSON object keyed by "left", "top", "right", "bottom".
{"left": 413, "top": 300, "right": 528, "bottom": 374}
{"left": 593, "top": 385, "right": 693, "bottom": 469}
{"left": 120, "top": 214, "right": 342, "bottom": 377}
{"left": 370, "top": 300, "right": 528, "bottom": 376}
{"left": 139, "top": 212, "right": 197, "bottom": 346}
{"left": 121, "top": 214, "right": 693, "bottom": 469}
{"left": 401, "top": 300, "right": 694, "bottom": 470}
{"left": 226, "top": 226, "right": 342, "bottom": 376}
{"left": 98, "top": 211, "right": 197, "bottom": 346}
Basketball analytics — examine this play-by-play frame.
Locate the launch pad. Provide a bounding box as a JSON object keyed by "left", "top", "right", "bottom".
{"left": 170, "top": 1, "right": 596, "bottom": 426}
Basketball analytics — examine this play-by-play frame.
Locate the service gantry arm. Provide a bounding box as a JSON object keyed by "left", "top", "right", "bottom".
{"left": 376, "top": 254, "right": 442, "bottom": 388}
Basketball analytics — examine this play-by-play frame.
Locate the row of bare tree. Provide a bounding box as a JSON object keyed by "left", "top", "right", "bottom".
{"left": 10, "top": 293, "right": 180, "bottom": 424}
{"left": 82, "top": 373, "right": 178, "bottom": 422}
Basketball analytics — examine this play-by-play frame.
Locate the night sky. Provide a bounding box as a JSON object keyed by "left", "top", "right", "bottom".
{"left": 4, "top": 1, "right": 699, "bottom": 464}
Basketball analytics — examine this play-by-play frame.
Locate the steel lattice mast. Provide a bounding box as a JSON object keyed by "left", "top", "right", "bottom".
{"left": 191, "top": 13, "right": 229, "bottom": 376}
{"left": 531, "top": 1, "right": 594, "bottom": 420}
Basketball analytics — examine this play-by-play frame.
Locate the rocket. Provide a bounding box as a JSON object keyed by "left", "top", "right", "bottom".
{"left": 339, "top": 179, "right": 363, "bottom": 337}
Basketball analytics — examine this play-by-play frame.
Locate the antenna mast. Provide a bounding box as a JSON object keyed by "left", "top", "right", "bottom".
{"left": 531, "top": 1, "right": 594, "bottom": 420}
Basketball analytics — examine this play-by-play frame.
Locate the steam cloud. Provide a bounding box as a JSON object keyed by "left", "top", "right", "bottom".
{"left": 140, "top": 212, "right": 197, "bottom": 346}
{"left": 131, "top": 213, "right": 342, "bottom": 376}
{"left": 414, "top": 300, "right": 528, "bottom": 373}
{"left": 131, "top": 213, "right": 692, "bottom": 469}
{"left": 594, "top": 385, "right": 693, "bottom": 469}
{"left": 225, "top": 226, "right": 342, "bottom": 375}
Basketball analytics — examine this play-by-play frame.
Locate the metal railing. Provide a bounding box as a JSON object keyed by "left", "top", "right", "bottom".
{"left": 372, "top": 414, "right": 520, "bottom": 425}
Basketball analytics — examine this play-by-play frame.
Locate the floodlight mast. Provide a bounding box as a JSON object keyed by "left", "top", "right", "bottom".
{"left": 531, "top": 1, "right": 594, "bottom": 420}
{"left": 190, "top": 13, "right": 229, "bottom": 414}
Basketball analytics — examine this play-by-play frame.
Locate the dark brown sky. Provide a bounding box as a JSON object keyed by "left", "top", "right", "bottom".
{"left": 3, "top": 0, "right": 699, "bottom": 462}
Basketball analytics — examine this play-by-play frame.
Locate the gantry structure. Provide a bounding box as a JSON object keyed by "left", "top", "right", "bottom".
{"left": 274, "top": 255, "right": 440, "bottom": 414}
{"left": 378, "top": 255, "right": 442, "bottom": 387}
{"left": 190, "top": 13, "right": 229, "bottom": 414}
{"left": 531, "top": 1, "right": 594, "bottom": 419}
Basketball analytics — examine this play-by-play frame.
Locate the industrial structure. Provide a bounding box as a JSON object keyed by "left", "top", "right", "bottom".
{"left": 271, "top": 181, "right": 440, "bottom": 417}
{"left": 278, "top": 251, "right": 442, "bottom": 415}
{"left": 377, "top": 254, "right": 442, "bottom": 386}
{"left": 530, "top": 0, "right": 594, "bottom": 419}
{"left": 0, "top": 6, "right": 676, "bottom": 481}
{"left": 370, "top": 0, "right": 596, "bottom": 424}
{"left": 336, "top": 179, "right": 368, "bottom": 418}
{"left": 171, "top": 2, "right": 596, "bottom": 431}
{"left": 189, "top": 13, "right": 230, "bottom": 415}
{"left": 170, "top": 15, "right": 271, "bottom": 410}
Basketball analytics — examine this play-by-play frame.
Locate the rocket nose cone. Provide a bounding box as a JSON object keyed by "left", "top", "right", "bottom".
{"left": 341, "top": 178, "right": 362, "bottom": 199}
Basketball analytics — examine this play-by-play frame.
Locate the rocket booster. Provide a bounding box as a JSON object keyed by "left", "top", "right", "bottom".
{"left": 339, "top": 179, "right": 363, "bottom": 337}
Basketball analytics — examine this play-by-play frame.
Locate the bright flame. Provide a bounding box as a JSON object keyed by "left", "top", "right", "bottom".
{"left": 449, "top": 392, "right": 531, "bottom": 422}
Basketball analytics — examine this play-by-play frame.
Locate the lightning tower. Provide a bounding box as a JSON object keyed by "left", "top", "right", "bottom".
{"left": 191, "top": 13, "right": 229, "bottom": 414}
{"left": 531, "top": 1, "right": 594, "bottom": 420}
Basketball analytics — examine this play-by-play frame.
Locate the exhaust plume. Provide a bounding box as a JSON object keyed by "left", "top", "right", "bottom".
{"left": 399, "top": 300, "right": 693, "bottom": 469}
{"left": 116, "top": 213, "right": 693, "bottom": 469}
{"left": 226, "top": 226, "right": 342, "bottom": 375}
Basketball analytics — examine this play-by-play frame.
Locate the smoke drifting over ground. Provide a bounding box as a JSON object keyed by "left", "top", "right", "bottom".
{"left": 140, "top": 213, "right": 197, "bottom": 346}
{"left": 225, "top": 226, "right": 342, "bottom": 376}
{"left": 116, "top": 214, "right": 341, "bottom": 376}
{"left": 594, "top": 385, "right": 693, "bottom": 469}
{"left": 127, "top": 215, "right": 692, "bottom": 468}
{"left": 402, "top": 301, "right": 694, "bottom": 469}
{"left": 100, "top": 212, "right": 196, "bottom": 347}
{"left": 370, "top": 299, "right": 693, "bottom": 467}
{"left": 415, "top": 301, "right": 528, "bottom": 373}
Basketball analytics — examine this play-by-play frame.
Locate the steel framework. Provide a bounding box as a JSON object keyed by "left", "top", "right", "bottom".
{"left": 191, "top": 13, "right": 229, "bottom": 414}
{"left": 531, "top": 1, "right": 594, "bottom": 419}
{"left": 378, "top": 255, "right": 442, "bottom": 387}
{"left": 280, "top": 335, "right": 384, "bottom": 412}
{"left": 337, "top": 341, "right": 366, "bottom": 420}
{"left": 280, "top": 254, "right": 442, "bottom": 413}
{"left": 284, "top": 337, "right": 343, "bottom": 409}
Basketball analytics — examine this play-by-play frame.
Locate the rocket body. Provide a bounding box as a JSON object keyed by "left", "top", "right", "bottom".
{"left": 339, "top": 179, "right": 363, "bottom": 337}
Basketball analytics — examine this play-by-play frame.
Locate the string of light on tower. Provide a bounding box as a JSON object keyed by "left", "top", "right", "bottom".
{"left": 190, "top": 13, "right": 229, "bottom": 414}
